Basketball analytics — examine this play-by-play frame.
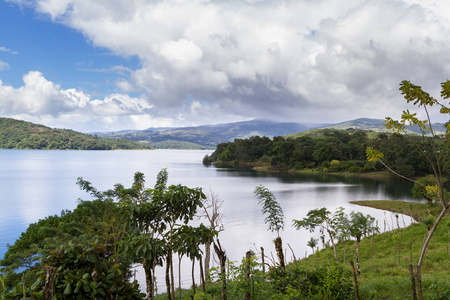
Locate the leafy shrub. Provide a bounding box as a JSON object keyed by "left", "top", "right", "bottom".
{"left": 268, "top": 265, "right": 353, "bottom": 299}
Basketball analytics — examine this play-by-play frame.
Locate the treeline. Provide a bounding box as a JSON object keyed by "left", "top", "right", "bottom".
{"left": 0, "top": 118, "right": 150, "bottom": 150}
{"left": 204, "top": 128, "right": 450, "bottom": 177}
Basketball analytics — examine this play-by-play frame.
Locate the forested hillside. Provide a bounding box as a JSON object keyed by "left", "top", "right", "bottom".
{"left": 204, "top": 128, "right": 450, "bottom": 177}
{"left": 0, "top": 118, "right": 150, "bottom": 150}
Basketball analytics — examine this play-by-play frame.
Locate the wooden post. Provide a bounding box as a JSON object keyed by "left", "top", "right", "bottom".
{"left": 415, "top": 266, "right": 424, "bottom": 300}
{"left": 409, "top": 265, "right": 417, "bottom": 300}
{"left": 260, "top": 247, "right": 265, "bottom": 273}
{"left": 244, "top": 251, "right": 251, "bottom": 300}
{"left": 274, "top": 237, "right": 285, "bottom": 270}
{"left": 350, "top": 260, "right": 359, "bottom": 300}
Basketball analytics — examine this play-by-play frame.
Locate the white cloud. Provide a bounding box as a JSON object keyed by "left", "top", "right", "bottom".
{"left": 0, "top": 60, "right": 9, "bottom": 71}
{"left": 0, "top": 71, "right": 239, "bottom": 131}
{"left": 0, "top": 71, "right": 160, "bottom": 131}
{"left": 5, "top": 0, "right": 450, "bottom": 128}
{"left": 0, "top": 46, "right": 18, "bottom": 54}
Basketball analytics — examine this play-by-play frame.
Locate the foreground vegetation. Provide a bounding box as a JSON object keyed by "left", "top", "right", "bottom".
{"left": 2, "top": 182, "right": 449, "bottom": 299}
{"left": 150, "top": 201, "right": 450, "bottom": 300}
{"left": 0, "top": 118, "right": 150, "bottom": 150}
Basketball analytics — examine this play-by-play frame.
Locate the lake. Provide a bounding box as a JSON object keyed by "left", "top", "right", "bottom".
{"left": 0, "top": 149, "right": 415, "bottom": 290}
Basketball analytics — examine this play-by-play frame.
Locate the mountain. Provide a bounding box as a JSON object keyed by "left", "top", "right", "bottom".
{"left": 96, "top": 119, "right": 314, "bottom": 149}
{"left": 286, "top": 118, "right": 447, "bottom": 138}
{"left": 0, "top": 118, "right": 150, "bottom": 150}
{"left": 322, "top": 118, "right": 447, "bottom": 135}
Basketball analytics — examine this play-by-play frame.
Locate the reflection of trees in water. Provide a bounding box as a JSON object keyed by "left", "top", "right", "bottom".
{"left": 214, "top": 164, "right": 415, "bottom": 201}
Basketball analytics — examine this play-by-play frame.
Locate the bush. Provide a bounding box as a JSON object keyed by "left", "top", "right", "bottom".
{"left": 268, "top": 265, "right": 353, "bottom": 299}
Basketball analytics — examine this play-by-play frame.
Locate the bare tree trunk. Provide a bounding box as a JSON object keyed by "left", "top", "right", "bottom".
{"left": 244, "top": 251, "right": 251, "bottom": 300}
{"left": 192, "top": 259, "right": 196, "bottom": 296}
{"left": 213, "top": 240, "right": 227, "bottom": 300}
{"left": 165, "top": 254, "right": 172, "bottom": 300}
{"left": 44, "top": 265, "right": 54, "bottom": 300}
{"left": 169, "top": 250, "right": 175, "bottom": 300}
{"left": 204, "top": 241, "right": 211, "bottom": 280}
{"left": 199, "top": 256, "right": 205, "bottom": 292}
{"left": 144, "top": 260, "right": 154, "bottom": 300}
{"left": 287, "top": 243, "right": 297, "bottom": 263}
{"left": 415, "top": 266, "right": 424, "bottom": 300}
{"left": 415, "top": 204, "right": 450, "bottom": 300}
{"left": 326, "top": 229, "right": 339, "bottom": 263}
{"left": 409, "top": 265, "right": 417, "bottom": 300}
{"left": 350, "top": 261, "right": 359, "bottom": 300}
{"left": 178, "top": 255, "right": 182, "bottom": 300}
{"left": 274, "top": 236, "right": 285, "bottom": 270}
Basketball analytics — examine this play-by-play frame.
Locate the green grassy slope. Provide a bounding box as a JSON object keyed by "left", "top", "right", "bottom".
{"left": 0, "top": 117, "right": 150, "bottom": 150}
{"left": 297, "top": 201, "right": 450, "bottom": 299}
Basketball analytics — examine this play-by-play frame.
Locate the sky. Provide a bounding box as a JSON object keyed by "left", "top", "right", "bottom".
{"left": 1, "top": 0, "right": 450, "bottom": 133}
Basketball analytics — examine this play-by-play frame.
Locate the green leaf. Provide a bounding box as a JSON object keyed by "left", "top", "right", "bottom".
{"left": 64, "top": 283, "right": 72, "bottom": 295}
{"left": 366, "top": 147, "right": 384, "bottom": 162}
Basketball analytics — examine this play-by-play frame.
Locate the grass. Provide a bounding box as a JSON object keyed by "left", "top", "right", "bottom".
{"left": 154, "top": 200, "right": 450, "bottom": 299}
{"left": 349, "top": 200, "right": 444, "bottom": 222}
{"left": 298, "top": 200, "right": 450, "bottom": 299}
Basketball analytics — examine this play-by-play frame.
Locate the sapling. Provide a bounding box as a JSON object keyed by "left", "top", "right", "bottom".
{"left": 254, "top": 185, "right": 285, "bottom": 269}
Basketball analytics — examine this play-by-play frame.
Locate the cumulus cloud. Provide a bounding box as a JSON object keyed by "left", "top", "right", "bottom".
{"left": 0, "top": 71, "right": 160, "bottom": 131}
{"left": 0, "top": 71, "right": 238, "bottom": 131}
{"left": 5, "top": 0, "right": 450, "bottom": 129}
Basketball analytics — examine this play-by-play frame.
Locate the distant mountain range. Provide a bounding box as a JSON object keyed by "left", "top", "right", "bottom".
{"left": 1, "top": 117, "right": 445, "bottom": 150}
{"left": 96, "top": 117, "right": 447, "bottom": 149}
{"left": 95, "top": 119, "right": 318, "bottom": 149}
{"left": 320, "top": 118, "right": 446, "bottom": 135}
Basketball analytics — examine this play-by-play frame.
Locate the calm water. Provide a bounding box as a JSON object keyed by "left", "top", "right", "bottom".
{"left": 0, "top": 149, "right": 415, "bottom": 289}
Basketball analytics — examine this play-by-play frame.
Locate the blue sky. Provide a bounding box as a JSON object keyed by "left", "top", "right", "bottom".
{"left": 1, "top": 0, "right": 450, "bottom": 132}
{"left": 0, "top": 1, "right": 139, "bottom": 96}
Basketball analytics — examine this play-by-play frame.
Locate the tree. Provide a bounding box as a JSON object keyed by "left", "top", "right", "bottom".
{"left": 0, "top": 196, "right": 140, "bottom": 299}
{"left": 197, "top": 189, "right": 224, "bottom": 279}
{"left": 366, "top": 80, "right": 450, "bottom": 299}
{"left": 254, "top": 185, "right": 285, "bottom": 269}
{"left": 79, "top": 169, "right": 207, "bottom": 300}
{"left": 293, "top": 207, "right": 346, "bottom": 264}
{"left": 307, "top": 237, "right": 319, "bottom": 255}
{"left": 173, "top": 224, "right": 215, "bottom": 298}
{"left": 411, "top": 175, "right": 437, "bottom": 204}
{"left": 347, "top": 212, "right": 377, "bottom": 274}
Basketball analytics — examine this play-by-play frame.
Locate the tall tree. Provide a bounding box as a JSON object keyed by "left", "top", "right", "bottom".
{"left": 254, "top": 185, "right": 285, "bottom": 269}
{"left": 367, "top": 80, "right": 450, "bottom": 299}
{"left": 347, "top": 211, "right": 377, "bottom": 274}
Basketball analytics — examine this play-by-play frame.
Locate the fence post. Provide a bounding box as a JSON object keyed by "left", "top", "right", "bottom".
{"left": 350, "top": 260, "right": 359, "bottom": 300}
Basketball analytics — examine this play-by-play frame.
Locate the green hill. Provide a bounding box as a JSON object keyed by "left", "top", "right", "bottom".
{"left": 0, "top": 118, "right": 150, "bottom": 150}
